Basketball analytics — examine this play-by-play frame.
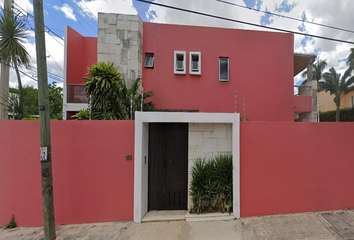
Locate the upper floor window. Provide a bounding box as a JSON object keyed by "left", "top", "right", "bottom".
{"left": 219, "top": 57, "right": 229, "bottom": 82}
{"left": 174, "top": 51, "right": 186, "bottom": 74}
{"left": 190, "top": 52, "right": 201, "bottom": 75}
{"left": 145, "top": 53, "right": 154, "bottom": 68}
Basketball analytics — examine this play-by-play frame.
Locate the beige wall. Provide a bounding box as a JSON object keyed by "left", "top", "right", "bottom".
{"left": 341, "top": 91, "right": 354, "bottom": 109}
{"left": 318, "top": 91, "right": 354, "bottom": 112}
{"left": 318, "top": 91, "right": 336, "bottom": 112}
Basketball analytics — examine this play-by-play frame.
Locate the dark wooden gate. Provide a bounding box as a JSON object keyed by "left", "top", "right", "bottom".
{"left": 148, "top": 123, "right": 188, "bottom": 211}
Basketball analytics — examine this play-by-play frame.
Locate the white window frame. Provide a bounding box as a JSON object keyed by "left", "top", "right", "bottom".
{"left": 174, "top": 51, "right": 186, "bottom": 74}
{"left": 351, "top": 95, "right": 354, "bottom": 107}
{"left": 144, "top": 53, "right": 154, "bottom": 68}
{"left": 189, "top": 51, "right": 201, "bottom": 75}
{"left": 219, "top": 57, "right": 229, "bottom": 82}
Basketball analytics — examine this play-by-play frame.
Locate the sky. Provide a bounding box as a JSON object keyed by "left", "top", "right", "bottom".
{"left": 3, "top": 0, "right": 354, "bottom": 92}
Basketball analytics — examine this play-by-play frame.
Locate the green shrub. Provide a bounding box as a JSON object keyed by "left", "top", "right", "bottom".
{"left": 21, "top": 117, "right": 39, "bottom": 121}
{"left": 189, "top": 154, "right": 233, "bottom": 214}
{"left": 4, "top": 215, "right": 17, "bottom": 229}
{"left": 320, "top": 107, "right": 354, "bottom": 122}
{"left": 72, "top": 109, "right": 90, "bottom": 120}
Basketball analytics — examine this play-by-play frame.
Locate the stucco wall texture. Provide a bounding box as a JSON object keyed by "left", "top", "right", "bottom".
{"left": 2, "top": 121, "right": 354, "bottom": 226}
{"left": 66, "top": 27, "right": 97, "bottom": 85}
{"left": 240, "top": 121, "right": 354, "bottom": 217}
{"left": 142, "top": 22, "right": 294, "bottom": 121}
{"left": 318, "top": 91, "right": 354, "bottom": 112}
{"left": 0, "top": 121, "right": 134, "bottom": 227}
{"left": 66, "top": 20, "right": 295, "bottom": 121}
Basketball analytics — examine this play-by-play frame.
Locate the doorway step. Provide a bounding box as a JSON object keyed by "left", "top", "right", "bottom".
{"left": 185, "top": 212, "right": 234, "bottom": 222}
{"left": 142, "top": 210, "right": 187, "bottom": 223}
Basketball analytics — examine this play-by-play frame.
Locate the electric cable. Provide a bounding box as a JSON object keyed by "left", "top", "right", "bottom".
{"left": 136, "top": 0, "right": 354, "bottom": 45}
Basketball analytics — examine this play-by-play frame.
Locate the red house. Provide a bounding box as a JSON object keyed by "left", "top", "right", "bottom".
{"left": 63, "top": 13, "right": 316, "bottom": 122}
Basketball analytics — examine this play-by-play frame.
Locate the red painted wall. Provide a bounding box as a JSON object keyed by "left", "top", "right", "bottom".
{"left": 0, "top": 121, "right": 134, "bottom": 226}
{"left": 240, "top": 122, "right": 354, "bottom": 217}
{"left": 2, "top": 120, "right": 354, "bottom": 225}
{"left": 143, "top": 23, "right": 294, "bottom": 121}
{"left": 66, "top": 27, "right": 97, "bottom": 85}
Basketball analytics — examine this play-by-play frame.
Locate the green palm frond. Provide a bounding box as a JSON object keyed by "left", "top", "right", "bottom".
{"left": 321, "top": 66, "right": 354, "bottom": 121}
{"left": 301, "top": 59, "right": 327, "bottom": 81}
{"left": 83, "top": 63, "right": 155, "bottom": 120}
{"left": 0, "top": 9, "right": 30, "bottom": 67}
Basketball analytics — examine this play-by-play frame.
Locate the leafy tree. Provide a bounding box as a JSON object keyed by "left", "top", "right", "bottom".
{"left": 8, "top": 83, "right": 62, "bottom": 120}
{"left": 320, "top": 67, "right": 354, "bottom": 122}
{"left": 301, "top": 59, "right": 327, "bottom": 86}
{"left": 9, "top": 86, "right": 38, "bottom": 119}
{"left": 0, "top": 9, "right": 31, "bottom": 116}
{"left": 82, "top": 62, "right": 154, "bottom": 120}
{"left": 48, "top": 83, "right": 63, "bottom": 120}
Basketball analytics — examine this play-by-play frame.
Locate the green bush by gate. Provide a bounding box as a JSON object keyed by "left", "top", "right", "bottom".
{"left": 189, "top": 154, "right": 233, "bottom": 214}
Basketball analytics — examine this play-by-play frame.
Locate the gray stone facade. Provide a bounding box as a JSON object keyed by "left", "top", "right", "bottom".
{"left": 188, "top": 123, "right": 233, "bottom": 209}
{"left": 299, "top": 80, "right": 318, "bottom": 122}
{"left": 98, "top": 13, "right": 143, "bottom": 87}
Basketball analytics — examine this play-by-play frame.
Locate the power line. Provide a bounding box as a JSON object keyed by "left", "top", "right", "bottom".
{"left": 28, "top": 68, "right": 64, "bottom": 82}
{"left": 216, "top": 0, "right": 354, "bottom": 34}
{"left": 60, "top": 0, "right": 94, "bottom": 36}
{"left": 74, "top": 0, "right": 98, "bottom": 25}
{"left": 136, "top": 0, "right": 354, "bottom": 45}
{"left": 5, "top": 63, "right": 64, "bottom": 83}
{"left": 46, "top": 49, "right": 64, "bottom": 73}
{"left": 13, "top": 3, "right": 64, "bottom": 41}
{"left": 13, "top": 7, "right": 65, "bottom": 48}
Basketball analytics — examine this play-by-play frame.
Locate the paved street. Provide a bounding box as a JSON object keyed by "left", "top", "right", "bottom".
{"left": 1, "top": 210, "right": 354, "bottom": 240}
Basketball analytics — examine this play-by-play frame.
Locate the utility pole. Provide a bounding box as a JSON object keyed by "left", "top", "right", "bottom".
{"left": 0, "top": 0, "right": 11, "bottom": 120}
{"left": 33, "top": 1, "right": 56, "bottom": 239}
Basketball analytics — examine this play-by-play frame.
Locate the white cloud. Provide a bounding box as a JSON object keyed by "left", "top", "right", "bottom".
{"left": 146, "top": 0, "right": 240, "bottom": 29}
{"left": 53, "top": 3, "right": 77, "bottom": 22}
{"left": 75, "top": 0, "right": 137, "bottom": 19}
{"left": 0, "top": 0, "right": 33, "bottom": 13}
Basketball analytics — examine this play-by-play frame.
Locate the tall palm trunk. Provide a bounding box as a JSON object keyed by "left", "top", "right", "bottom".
{"left": 13, "top": 56, "right": 25, "bottom": 119}
{"left": 336, "top": 105, "right": 340, "bottom": 122}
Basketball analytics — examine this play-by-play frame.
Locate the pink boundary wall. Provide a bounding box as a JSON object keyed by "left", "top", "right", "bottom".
{"left": 0, "top": 121, "right": 134, "bottom": 226}
{"left": 1, "top": 121, "right": 354, "bottom": 226}
{"left": 240, "top": 122, "right": 354, "bottom": 217}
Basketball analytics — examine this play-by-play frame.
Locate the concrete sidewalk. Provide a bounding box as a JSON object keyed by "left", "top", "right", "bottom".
{"left": 1, "top": 210, "right": 354, "bottom": 240}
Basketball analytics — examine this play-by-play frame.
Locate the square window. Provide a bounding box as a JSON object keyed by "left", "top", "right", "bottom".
{"left": 174, "top": 51, "right": 186, "bottom": 74}
{"left": 190, "top": 52, "right": 201, "bottom": 75}
{"left": 219, "top": 57, "right": 229, "bottom": 82}
{"left": 145, "top": 53, "right": 154, "bottom": 68}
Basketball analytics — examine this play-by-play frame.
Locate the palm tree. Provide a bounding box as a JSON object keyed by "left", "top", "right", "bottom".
{"left": 83, "top": 62, "right": 155, "bottom": 120}
{"left": 123, "top": 76, "right": 155, "bottom": 119}
{"left": 320, "top": 67, "right": 354, "bottom": 122}
{"left": 301, "top": 59, "right": 327, "bottom": 86}
{"left": 348, "top": 48, "right": 354, "bottom": 68}
{"left": 0, "top": 9, "right": 31, "bottom": 119}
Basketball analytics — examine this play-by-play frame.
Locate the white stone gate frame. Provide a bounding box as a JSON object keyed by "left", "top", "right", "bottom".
{"left": 133, "top": 112, "right": 240, "bottom": 223}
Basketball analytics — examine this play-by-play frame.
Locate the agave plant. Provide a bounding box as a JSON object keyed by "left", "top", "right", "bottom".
{"left": 189, "top": 154, "right": 233, "bottom": 214}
